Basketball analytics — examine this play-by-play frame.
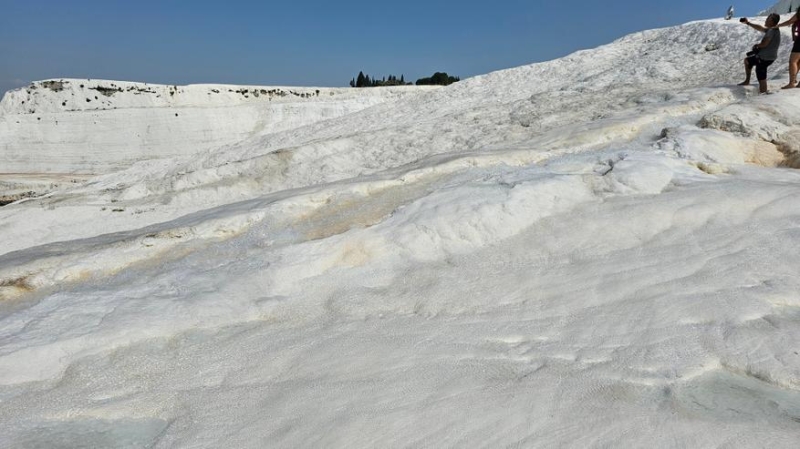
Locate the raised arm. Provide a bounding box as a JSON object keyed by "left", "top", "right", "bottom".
{"left": 776, "top": 15, "right": 798, "bottom": 28}
{"left": 740, "top": 18, "right": 768, "bottom": 32}
{"left": 742, "top": 18, "right": 767, "bottom": 33}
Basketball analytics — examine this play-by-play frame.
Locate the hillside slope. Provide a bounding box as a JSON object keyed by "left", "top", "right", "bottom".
{"left": 0, "top": 80, "right": 433, "bottom": 174}
{"left": 2, "top": 14, "right": 800, "bottom": 449}
{"left": 2, "top": 17, "right": 796, "bottom": 255}
{"left": 764, "top": 0, "right": 800, "bottom": 14}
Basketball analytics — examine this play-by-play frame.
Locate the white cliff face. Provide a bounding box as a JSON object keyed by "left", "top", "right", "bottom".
{"left": 0, "top": 80, "right": 434, "bottom": 174}
{"left": 763, "top": 0, "right": 800, "bottom": 14}
{"left": 2, "top": 14, "right": 800, "bottom": 449}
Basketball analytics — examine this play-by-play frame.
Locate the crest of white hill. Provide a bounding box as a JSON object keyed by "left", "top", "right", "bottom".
{"left": 0, "top": 81, "right": 433, "bottom": 174}
{"left": 763, "top": 0, "right": 800, "bottom": 14}
{"left": 0, "top": 16, "right": 798, "bottom": 259}
{"left": 2, "top": 9, "right": 800, "bottom": 448}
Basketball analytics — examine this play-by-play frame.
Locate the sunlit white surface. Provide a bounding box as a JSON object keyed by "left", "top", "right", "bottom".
{"left": 2, "top": 12, "right": 800, "bottom": 448}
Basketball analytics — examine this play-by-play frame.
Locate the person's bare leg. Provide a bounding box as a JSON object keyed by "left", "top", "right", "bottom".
{"left": 794, "top": 53, "right": 800, "bottom": 86}
{"left": 782, "top": 53, "right": 800, "bottom": 89}
{"left": 759, "top": 79, "right": 769, "bottom": 93}
{"left": 739, "top": 58, "right": 753, "bottom": 86}
{"left": 794, "top": 54, "right": 800, "bottom": 85}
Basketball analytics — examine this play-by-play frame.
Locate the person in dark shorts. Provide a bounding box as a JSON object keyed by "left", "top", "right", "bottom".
{"left": 738, "top": 13, "right": 782, "bottom": 94}
{"left": 776, "top": 10, "right": 800, "bottom": 89}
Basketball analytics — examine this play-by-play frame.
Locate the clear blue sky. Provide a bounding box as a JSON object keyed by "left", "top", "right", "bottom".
{"left": 0, "top": 0, "right": 776, "bottom": 94}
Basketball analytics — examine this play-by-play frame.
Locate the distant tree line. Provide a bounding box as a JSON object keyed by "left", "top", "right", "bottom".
{"left": 350, "top": 72, "right": 409, "bottom": 87}
{"left": 350, "top": 71, "right": 460, "bottom": 88}
{"left": 415, "top": 72, "right": 460, "bottom": 86}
